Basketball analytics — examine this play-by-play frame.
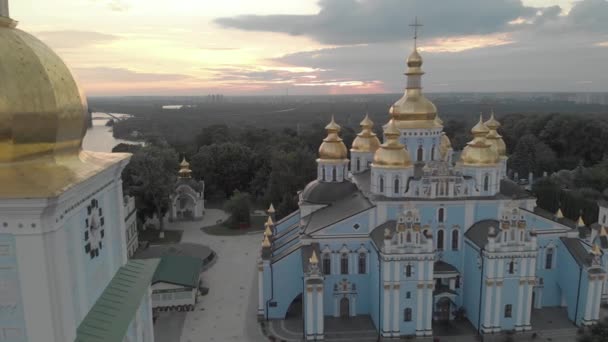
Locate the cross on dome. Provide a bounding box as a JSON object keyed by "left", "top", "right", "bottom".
{"left": 409, "top": 16, "right": 423, "bottom": 48}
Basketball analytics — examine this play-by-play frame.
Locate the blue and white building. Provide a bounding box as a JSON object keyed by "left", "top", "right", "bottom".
{"left": 257, "top": 46, "right": 607, "bottom": 340}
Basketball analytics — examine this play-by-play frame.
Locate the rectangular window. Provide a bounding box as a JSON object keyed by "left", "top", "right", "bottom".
{"left": 504, "top": 304, "right": 512, "bottom": 318}
{"left": 405, "top": 265, "right": 412, "bottom": 277}
{"left": 404, "top": 308, "right": 412, "bottom": 321}
{"left": 545, "top": 249, "right": 553, "bottom": 269}
{"left": 406, "top": 292, "right": 411, "bottom": 299}
{"left": 341, "top": 254, "right": 349, "bottom": 275}
{"left": 323, "top": 255, "right": 331, "bottom": 275}
{"left": 358, "top": 253, "right": 366, "bottom": 274}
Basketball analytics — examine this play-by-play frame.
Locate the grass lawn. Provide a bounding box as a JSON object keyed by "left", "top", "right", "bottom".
{"left": 139, "top": 229, "right": 183, "bottom": 244}
{"left": 202, "top": 214, "right": 267, "bottom": 236}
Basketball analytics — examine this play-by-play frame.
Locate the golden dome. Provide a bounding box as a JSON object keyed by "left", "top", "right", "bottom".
{"left": 484, "top": 111, "right": 501, "bottom": 131}
{"left": 0, "top": 20, "right": 87, "bottom": 163}
{"left": 0, "top": 12, "right": 130, "bottom": 199}
{"left": 486, "top": 130, "right": 507, "bottom": 157}
{"left": 351, "top": 114, "right": 381, "bottom": 153}
{"left": 372, "top": 120, "right": 412, "bottom": 168}
{"left": 389, "top": 48, "right": 440, "bottom": 130}
{"left": 178, "top": 157, "right": 192, "bottom": 178}
{"left": 459, "top": 116, "right": 499, "bottom": 166}
{"left": 318, "top": 116, "right": 348, "bottom": 160}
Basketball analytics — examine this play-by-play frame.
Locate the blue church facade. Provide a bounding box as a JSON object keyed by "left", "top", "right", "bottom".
{"left": 257, "top": 47, "right": 607, "bottom": 340}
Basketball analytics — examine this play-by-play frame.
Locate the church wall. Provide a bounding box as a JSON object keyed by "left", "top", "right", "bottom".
{"left": 313, "top": 210, "right": 372, "bottom": 236}
{"left": 556, "top": 239, "right": 585, "bottom": 324}
{"left": 0, "top": 234, "right": 27, "bottom": 342}
{"left": 535, "top": 236, "right": 561, "bottom": 307}
{"left": 500, "top": 275, "right": 520, "bottom": 330}
{"left": 369, "top": 247, "right": 380, "bottom": 330}
{"left": 462, "top": 241, "right": 482, "bottom": 331}
{"left": 268, "top": 249, "right": 303, "bottom": 319}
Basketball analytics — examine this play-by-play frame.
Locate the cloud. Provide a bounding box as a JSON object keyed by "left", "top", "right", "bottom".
{"left": 74, "top": 67, "right": 194, "bottom": 83}
{"left": 215, "top": 0, "right": 539, "bottom": 45}
{"left": 35, "top": 30, "right": 120, "bottom": 49}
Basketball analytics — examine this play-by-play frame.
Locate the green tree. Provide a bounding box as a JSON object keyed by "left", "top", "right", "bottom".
{"left": 224, "top": 191, "right": 252, "bottom": 228}
{"left": 508, "top": 134, "right": 557, "bottom": 178}
{"left": 125, "top": 145, "right": 178, "bottom": 236}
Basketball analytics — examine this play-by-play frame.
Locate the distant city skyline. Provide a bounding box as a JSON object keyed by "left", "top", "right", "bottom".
{"left": 11, "top": 0, "right": 608, "bottom": 96}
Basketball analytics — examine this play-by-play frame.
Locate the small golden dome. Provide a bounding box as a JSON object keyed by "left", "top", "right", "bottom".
{"left": 372, "top": 120, "right": 412, "bottom": 168}
{"left": 486, "top": 130, "right": 507, "bottom": 157}
{"left": 460, "top": 116, "right": 499, "bottom": 166}
{"left": 484, "top": 111, "right": 501, "bottom": 131}
{"left": 178, "top": 157, "right": 192, "bottom": 178}
{"left": 407, "top": 48, "right": 423, "bottom": 68}
{"left": 351, "top": 114, "right": 381, "bottom": 153}
{"left": 318, "top": 116, "right": 348, "bottom": 160}
{"left": 0, "top": 21, "right": 87, "bottom": 163}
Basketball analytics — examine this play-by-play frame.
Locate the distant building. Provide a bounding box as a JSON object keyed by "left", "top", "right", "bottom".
{"left": 258, "top": 46, "right": 607, "bottom": 340}
{"left": 151, "top": 255, "right": 203, "bottom": 311}
{"left": 169, "top": 158, "right": 205, "bottom": 221}
{"left": 124, "top": 196, "right": 139, "bottom": 258}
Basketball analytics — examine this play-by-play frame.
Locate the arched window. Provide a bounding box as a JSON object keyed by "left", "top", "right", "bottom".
{"left": 437, "top": 230, "right": 444, "bottom": 250}
{"left": 322, "top": 167, "right": 326, "bottom": 181}
{"left": 379, "top": 177, "right": 384, "bottom": 193}
{"left": 404, "top": 308, "right": 412, "bottom": 321}
{"left": 483, "top": 174, "right": 489, "bottom": 191}
{"left": 406, "top": 232, "right": 411, "bottom": 243}
{"left": 405, "top": 265, "right": 412, "bottom": 277}
{"left": 431, "top": 145, "right": 436, "bottom": 160}
{"left": 438, "top": 208, "right": 445, "bottom": 223}
{"left": 358, "top": 253, "right": 366, "bottom": 274}
{"left": 417, "top": 146, "right": 424, "bottom": 161}
{"left": 394, "top": 178, "right": 400, "bottom": 194}
{"left": 356, "top": 158, "right": 361, "bottom": 172}
{"left": 545, "top": 248, "right": 554, "bottom": 269}
{"left": 322, "top": 253, "right": 331, "bottom": 275}
{"left": 340, "top": 253, "right": 349, "bottom": 275}
{"left": 508, "top": 261, "right": 515, "bottom": 274}
{"left": 451, "top": 229, "right": 459, "bottom": 251}
{"left": 332, "top": 167, "right": 337, "bottom": 181}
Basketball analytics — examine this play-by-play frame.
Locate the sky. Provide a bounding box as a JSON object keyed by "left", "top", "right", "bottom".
{"left": 9, "top": 0, "right": 608, "bottom": 96}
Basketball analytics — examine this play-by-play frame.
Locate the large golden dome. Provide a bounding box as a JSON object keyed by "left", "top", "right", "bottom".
{"left": 318, "top": 116, "right": 348, "bottom": 161}
{"left": 372, "top": 120, "right": 412, "bottom": 168}
{"left": 389, "top": 48, "right": 440, "bottom": 130}
{"left": 351, "top": 114, "right": 381, "bottom": 153}
{"left": 460, "top": 116, "right": 499, "bottom": 166}
{"left": 484, "top": 112, "right": 507, "bottom": 158}
{"left": 0, "top": 20, "right": 87, "bottom": 163}
{"left": 0, "top": 14, "right": 130, "bottom": 198}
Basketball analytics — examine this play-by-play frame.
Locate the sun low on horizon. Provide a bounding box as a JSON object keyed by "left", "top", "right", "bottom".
{"left": 11, "top": 0, "right": 608, "bottom": 96}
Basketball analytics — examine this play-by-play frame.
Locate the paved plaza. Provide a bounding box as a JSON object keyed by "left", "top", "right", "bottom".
{"left": 154, "top": 208, "right": 267, "bottom": 342}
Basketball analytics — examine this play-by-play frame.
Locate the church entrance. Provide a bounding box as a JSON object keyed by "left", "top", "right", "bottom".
{"left": 340, "top": 297, "right": 350, "bottom": 318}
{"left": 436, "top": 297, "right": 451, "bottom": 321}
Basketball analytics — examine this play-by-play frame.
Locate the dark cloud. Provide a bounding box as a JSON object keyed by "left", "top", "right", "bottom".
{"left": 215, "top": 0, "right": 539, "bottom": 45}
{"left": 35, "top": 30, "right": 119, "bottom": 49}
{"left": 74, "top": 67, "right": 194, "bottom": 83}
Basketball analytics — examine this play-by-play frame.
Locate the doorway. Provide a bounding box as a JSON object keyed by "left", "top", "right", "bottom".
{"left": 436, "top": 298, "right": 450, "bottom": 321}
{"left": 340, "top": 297, "right": 350, "bottom": 318}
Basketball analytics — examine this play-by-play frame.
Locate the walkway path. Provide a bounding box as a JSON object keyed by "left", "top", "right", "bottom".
{"left": 161, "top": 209, "right": 267, "bottom": 342}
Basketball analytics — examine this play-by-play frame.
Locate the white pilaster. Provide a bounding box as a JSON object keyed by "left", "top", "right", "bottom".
{"left": 585, "top": 280, "right": 595, "bottom": 322}
{"left": 392, "top": 285, "right": 399, "bottom": 336}
{"left": 306, "top": 289, "right": 314, "bottom": 336}
{"left": 317, "top": 288, "right": 324, "bottom": 337}
{"left": 523, "top": 283, "right": 533, "bottom": 327}
{"left": 257, "top": 266, "right": 264, "bottom": 315}
{"left": 416, "top": 287, "right": 423, "bottom": 333}
{"left": 425, "top": 286, "right": 433, "bottom": 333}
{"left": 593, "top": 280, "right": 602, "bottom": 320}
{"left": 483, "top": 258, "right": 495, "bottom": 330}
{"left": 383, "top": 285, "right": 390, "bottom": 334}
{"left": 493, "top": 261, "right": 504, "bottom": 331}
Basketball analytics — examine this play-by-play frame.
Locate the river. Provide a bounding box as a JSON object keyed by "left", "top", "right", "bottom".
{"left": 83, "top": 112, "right": 141, "bottom": 153}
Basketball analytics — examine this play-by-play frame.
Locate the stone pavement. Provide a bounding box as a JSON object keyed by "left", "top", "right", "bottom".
{"left": 159, "top": 208, "right": 267, "bottom": 342}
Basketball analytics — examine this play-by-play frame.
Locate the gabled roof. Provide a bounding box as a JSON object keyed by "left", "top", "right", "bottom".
{"left": 465, "top": 219, "right": 500, "bottom": 248}
{"left": 76, "top": 259, "right": 160, "bottom": 342}
{"left": 560, "top": 237, "right": 594, "bottom": 268}
{"left": 302, "top": 190, "right": 374, "bottom": 234}
{"left": 152, "top": 255, "right": 203, "bottom": 288}
{"left": 434, "top": 261, "right": 459, "bottom": 274}
{"left": 301, "top": 180, "right": 359, "bottom": 204}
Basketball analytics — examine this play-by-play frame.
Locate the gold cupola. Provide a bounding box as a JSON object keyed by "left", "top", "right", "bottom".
{"left": 372, "top": 119, "right": 412, "bottom": 168}
{"left": 389, "top": 47, "right": 441, "bottom": 130}
{"left": 351, "top": 114, "right": 381, "bottom": 153}
{"left": 318, "top": 116, "right": 348, "bottom": 161}
{"left": 484, "top": 111, "right": 507, "bottom": 158}
{"left": 178, "top": 157, "right": 192, "bottom": 178}
{"left": 460, "top": 115, "right": 500, "bottom": 166}
{"left": 0, "top": 4, "right": 129, "bottom": 198}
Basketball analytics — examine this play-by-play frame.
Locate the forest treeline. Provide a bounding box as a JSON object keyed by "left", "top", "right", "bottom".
{"left": 113, "top": 107, "right": 608, "bottom": 225}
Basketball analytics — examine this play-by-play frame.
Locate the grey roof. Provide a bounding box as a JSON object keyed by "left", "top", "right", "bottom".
{"left": 301, "top": 180, "right": 359, "bottom": 204}
{"left": 434, "top": 261, "right": 459, "bottom": 274}
{"left": 370, "top": 220, "right": 396, "bottom": 248}
{"left": 499, "top": 179, "right": 535, "bottom": 199}
{"left": 532, "top": 207, "right": 578, "bottom": 229}
{"left": 302, "top": 190, "right": 374, "bottom": 234}
{"left": 465, "top": 219, "right": 500, "bottom": 248}
{"left": 351, "top": 170, "right": 371, "bottom": 193}
{"left": 560, "top": 237, "right": 593, "bottom": 267}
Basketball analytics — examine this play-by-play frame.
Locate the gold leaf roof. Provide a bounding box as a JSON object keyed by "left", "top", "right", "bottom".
{"left": 318, "top": 116, "right": 348, "bottom": 160}
{"left": 351, "top": 114, "right": 381, "bottom": 153}
{"left": 372, "top": 120, "right": 412, "bottom": 169}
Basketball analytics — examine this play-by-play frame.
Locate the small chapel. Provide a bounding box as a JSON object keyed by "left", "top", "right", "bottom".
{"left": 169, "top": 158, "right": 205, "bottom": 221}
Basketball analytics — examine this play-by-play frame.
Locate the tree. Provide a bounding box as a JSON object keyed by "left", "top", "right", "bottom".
{"left": 224, "top": 191, "right": 252, "bottom": 228}
{"left": 126, "top": 145, "right": 177, "bottom": 237}
{"left": 578, "top": 318, "right": 608, "bottom": 342}
{"left": 508, "top": 134, "right": 557, "bottom": 178}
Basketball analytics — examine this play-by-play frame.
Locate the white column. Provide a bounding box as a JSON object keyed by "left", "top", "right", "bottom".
{"left": 306, "top": 289, "right": 314, "bottom": 337}
{"left": 524, "top": 283, "right": 533, "bottom": 327}
{"left": 483, "top": 259, "right": 495, "bottom": 330}
{"left": 383, "top": 285, "right": 390, "bottom": 334}
{"left": 593, "top": 280, "right": 602, "bottom": 320}
{"left": 493, "top": 261, "right": 504, "bottom": 331}
{"left": 585, "top": 280, "right": 595, "bottom": 322}
{"left": 257, "top": 266, "right": 264, "bottom": 315}
{"left": 392, "top": 285, "right": 399, "bottom": 336}
{"left": 425, "top": 286, "right": 433, "bottom": 332}
{"left": 516, "top": 258, "right": 527, "bottom": 328}
{"left": 416, "top": 286, "right": 423, "bottom": 333}
{"left": 317, "top": 288, "right": 324, "bottom": 336}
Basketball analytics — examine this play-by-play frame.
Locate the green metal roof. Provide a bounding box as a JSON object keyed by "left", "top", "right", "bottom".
{"left": 75, "top": 258, "right": 160, "bottom": 342}
{"left": 152, "top": 255, "right": 203, "bottom": 288}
